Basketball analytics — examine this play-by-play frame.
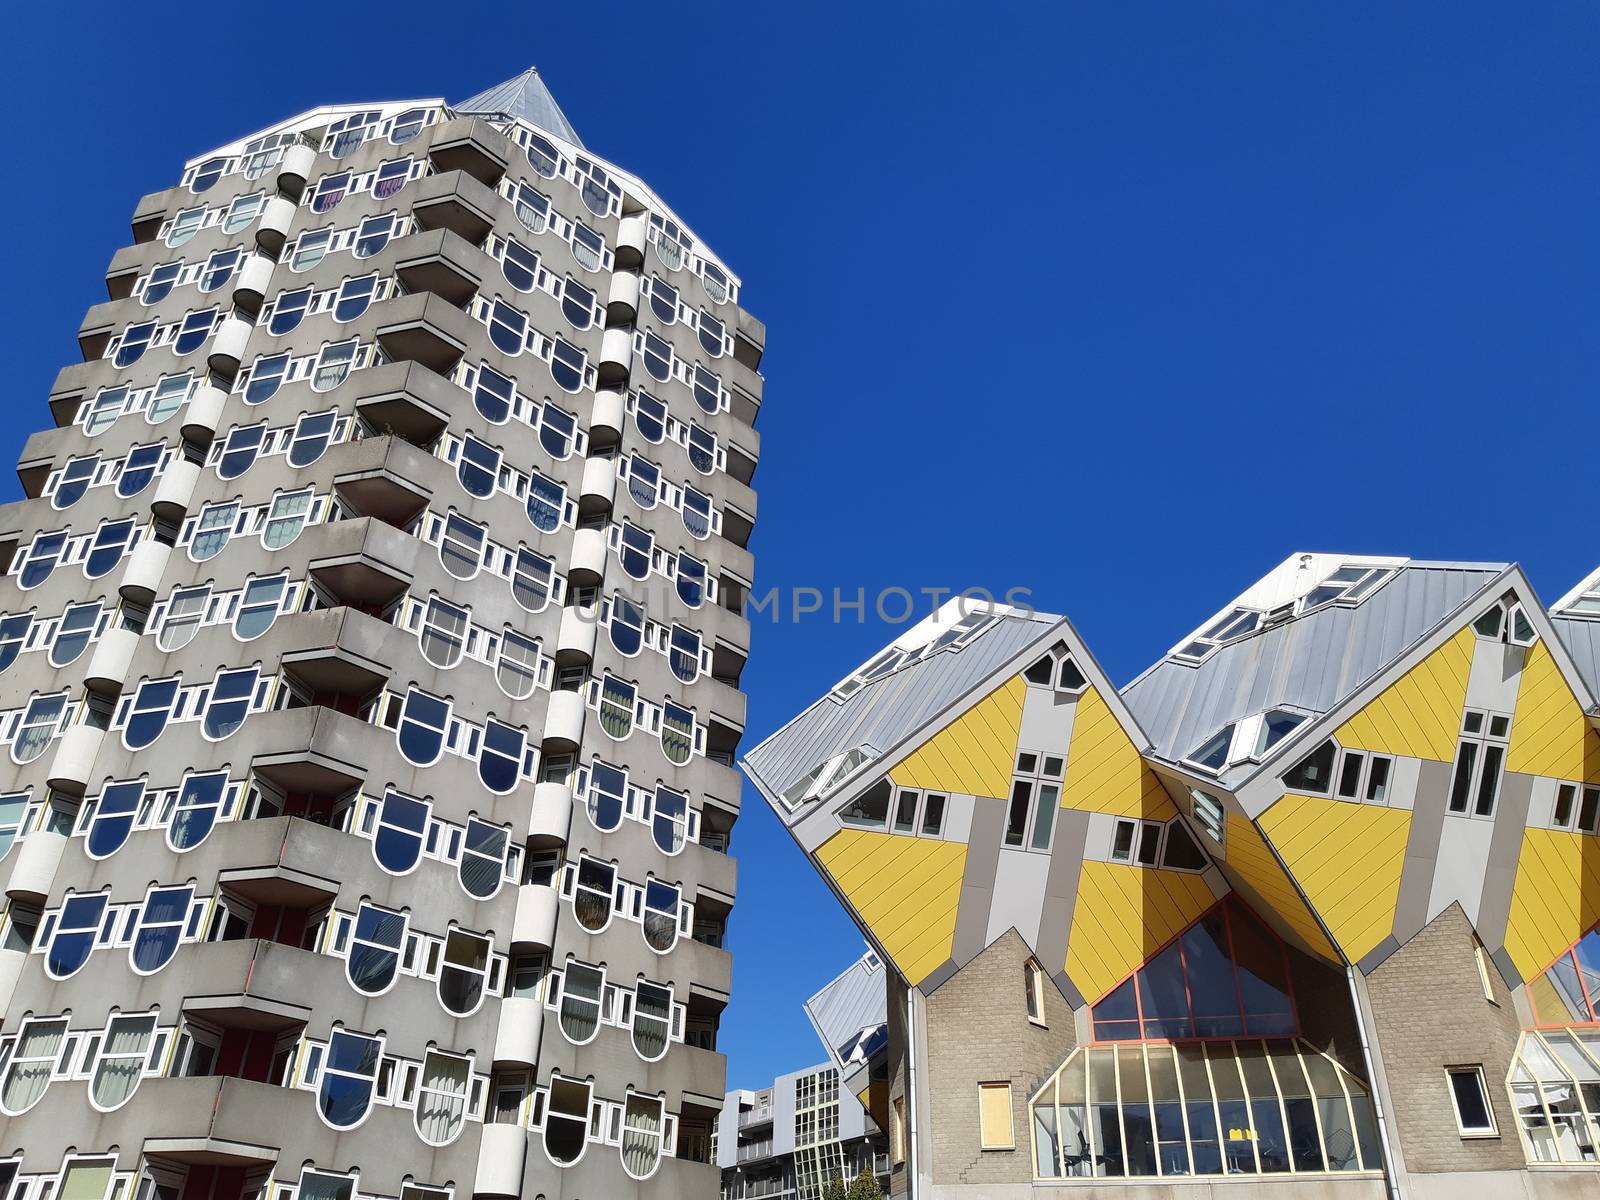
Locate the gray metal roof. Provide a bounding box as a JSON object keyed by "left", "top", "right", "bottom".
{"left": 741, "top": 611, "right": 1058, "bottom": 805}
{"left": 1552, "top": 614, "right": 1600, "bottom": 700}
{"left": 1122, "top": 562, "right": 1505, "bottom": 763}
{"left": 455, "top": 66, "right": 582, "bottom": 147}
{"left": 804, "top": 952, "right": 888, "bottom": 1069}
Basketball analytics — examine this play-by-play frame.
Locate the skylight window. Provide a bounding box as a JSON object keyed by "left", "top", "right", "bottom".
{"left": 1172, "top": 607, "right": 1260, "bottom": 663}
{"left": 1298, "top": 565, "right": 1394, "bottom": 612}
{"left": 831, "top": 608, "right": 999, "bottom": 698}
{"left": 1183, "top": 708, "right": 1308, "bottom": 774}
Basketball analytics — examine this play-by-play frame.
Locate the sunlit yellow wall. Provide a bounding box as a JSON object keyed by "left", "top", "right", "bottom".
{"left": 1223, "top": 811, "right": 1338, "bottom": 960}
{"left": 1259, "top": 793, "right": 1411, "bottom": 963}
{"left": 816, "top": 828, "right": 968, "bottom": 986}
{"left": 1507, "top": 640, "right": 1600, "bottom": 782}
{"left": 1058, "top": 687, "right": 1174, "bottom": 820}
{"left": 888, "top": 676, "right": 1026, "bottom": 799}
{"left": 1064, "top": 860, "right": 1217, "bottom": 1002}
{"left": 1335, "top": 625, "right": 1474, "bottom": 762}
{"left": 1502, "top": 826, "right": 1600, "bottom": 980}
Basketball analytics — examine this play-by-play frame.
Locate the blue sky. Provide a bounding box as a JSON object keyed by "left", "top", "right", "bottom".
{"left": 4, "top": 2, "right": 1597, "bottom": 1088}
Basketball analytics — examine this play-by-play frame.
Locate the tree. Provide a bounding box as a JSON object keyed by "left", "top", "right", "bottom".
{"left": 845, "top": 1168, "right": 883, "bottom": 1200}
{"left": 821, "top": 1175, "right": 847, "bottom": 1200}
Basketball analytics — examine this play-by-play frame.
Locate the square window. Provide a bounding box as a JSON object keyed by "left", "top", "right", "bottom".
{"left": 1446, "top": 1066, "right": 1496, "bottom": 1136}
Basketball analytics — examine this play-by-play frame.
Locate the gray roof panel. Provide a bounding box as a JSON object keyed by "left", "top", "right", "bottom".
{"left": 1553, "top": 614, "right": 1600, "bottom": 700}
{"left": 804, "top": 953, "right": 889, "bottom": 1068}
{"left": 455, "top": 66, "right": 582, "bottom": 147}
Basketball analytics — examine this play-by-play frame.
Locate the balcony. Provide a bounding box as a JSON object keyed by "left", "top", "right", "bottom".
{"left": 736, "top": 1139, "right": 776, "bottom": 1164}
{"left": 739, "top": 1104, "right": 774, "bottom": 1130}
{"left": 425, "top": 117, "right": 509, "bottom": 185}
{"left": 306, "top": 515, "right": 414, "bottom": 609}
{"left": 352, "top": 359, "right": 459, "bottom": 446}
{"left": 410, "top": 169, "right": 500, "bottom": 243}
{"left": 330, "top": 435, "right": 433, "bottom": 527}
{"left": 247, "top": 706, "right": 370, "bottom": 797}
{"left": 274, "top": 607, "right": 394, "bottom": 699}
{"left": 392, "top": 227, "right": 487, "bottom": 307}
{"left": 374, "top": 291, "right": 472, "bottom": 375}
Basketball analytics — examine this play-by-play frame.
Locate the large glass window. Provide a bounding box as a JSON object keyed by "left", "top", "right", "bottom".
{"left": 1507, "top": 1030, "right": 1600, "bottom": 1163}
{"left": 218, "top": 423, "right": 267, "bottom": 479}
{"left": 440, "top": 514, "right": 486, "bottom": 580}
{"left": 189, "top": 501, "right": 239, "bottom": 562}
{"left": 262, "top": 488, "right": 313, "bottom": 549}
{"left": 397, "top": 689, "right": 450, "bottom": 766}
{"left": 244, "top": 352, "right": 290, "bottom": 404}
{"left": 50, "top": 602, "right": 101, "bottom": 668}
{"left": 47, "top": 893, "right": 109, "bottom": 979}
{"left": 130, "top": 884, "right": 194, "bottom": 974}
{"left": 511, "top": 548, "right": 555, "bottom": 612}
{"left": 545, "top": 1075, "right": 592, "bottom": 1166}
{"left": 159, "top": 585, "right": 209, "bottom": 651}
{"left": 416, "top": 1050, "right": 472, "bottom": 1146}
{"left": 587, "top": 761, "right": 626, "bottom": 832}
{"left": 288, "top": 410, "right": 338, "bottom": 468}
{"left": 419, "top": 597, "right": 468, "bottom": 668}
{"left": 85, "top": 518, "right": 137, "bottom": 578}
{"left": 621, "top": 1093, "right": 667, "bottom": 1179}
{"left": 473, "top": 363, "right": 514, "bottom": 423}
{"left": 633, "top": 981, "right": 673, "bottom": 1062}
{"left": 117, "top": 444, "right": 164, "bottom": 498}
{"left": 169, "top": 770, "right": 228, "bottom": 851}
{"left": 496, "top": 629, "right": 541, "bottom": 700}
{"left": 0, "top": 1017, "right": 67, "bottom": 1113}
{"left": 440, "top": 928, "right": 493, "bottom": 1015}
{"left": 526, "top": 473, "right": 565, "bottom": 532}
{"left": 17, "top": 531, "right": 68, "bottom": 589}
{"left": 478, "top": 719, "right": 526, "bottom": 796}
{"left": 202, "top": 666, "right": 259, "bottom": 740}
{"left": 457, "top": 435, "right": 500, "bottom": 499}
{"left": 1530, "top": 923, "right": 1600, "bottom": 1023}
{"left": 599, "top": 675, "right": 635, "bottom": 739}
{"left": 317, "top": 1029, "right": 382, "bottom": 1129}
{"left": 643, "top": 881, "right": 681, "bottom": 953}
{"left": 652, "top": 786, "right": 690, "bottom": 855}
{"left": 90, "top": 1013, "right": 156, "bottom": 1111}
{"left": 235, "top": 573, "right": 288, "bottom": 641}
{"left": 13, "top": 693, "right": 67, "bottom": 764}
{"left": 346, "top": 901, "right": 406, "bottom": 995}
{"left": 459, "top": 817, "right": 509, "bottom": 898}
{"left": 572, "top": 858, "right": 615, "bottom": 932}
{"left": 86, "top": 779, "right": 144, "bottom": 859}
{"left": 123, "top": 677, "right": 179, "bottom": 750}
{"left": 52, "top": 455, "right": 99, "bottom": 508}
{"left": 373, "top": 789, "right": 429, "bottom": 875}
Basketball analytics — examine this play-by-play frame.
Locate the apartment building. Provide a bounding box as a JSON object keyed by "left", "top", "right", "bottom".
{"left": 0, "top": 64, "right": 761, "bottom": 1200}
{"left": 717, "top": 953, "right": 891, "bottom": 1200}
{"left": 745, "top": 558, "right": 1600, "bottom": 1199}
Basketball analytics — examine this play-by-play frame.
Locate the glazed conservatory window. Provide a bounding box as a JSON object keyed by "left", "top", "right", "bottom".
{"left": 1030, "top": 1040, "right": 1381, "bottom": 1179}
{"left": 46, "top": 893, "right": 109, "bottom": 978}
{"left": 130, "top": 884, "right": 196, "bottom": 973}
{"left": 545, "top": 1075, "right": 593, "bottom": 1166}
{"left": 420, "top": 597, "right": 468, "bottom": 668}
{"left": 373, "top": 789, "right": 429, "bottom": 874}
{"left": 235, "top": 573, "right": 289, "bottom": 641}
{"left": 1448, "top": 709, "right": 1511, "bottom": 817}
{"left": 12, "top": 693, "right": 68, "bottom": 764}
{"left": 559, "top": 961, "right": 605, "bottom": 1043}
{"left": 1530, "top": 924, "right": 1600, "bottom": 1023}
{"left": 440, "top": 928, "right": 493, "bottom": 1015}
{"left": 633, "top": 981, "right": 674, "bottom": 1061}
{"left": 497, "top": 630, "right": 542, "bottom": 700}
{"left": 50, "top": 602, "right": 102, "bottom": 668}
{"left": 478, "top": 719, "right": 526, "bottom": 795}
{"left": 642, "top": 880, "right": 682, "bottom": 953}
{"left": 168, "top": 770, "right": 228, "bottom": 851}
{"left": 1091, "top": 900, "right": 1294, "bottom": 1041}
{"left": 85, "top": 780, "right": 143, "bottom": 859}
{"left": 345, "top": 901, "right": 406, "bottom": 995}
{"left": 90, "top": 1013, "right": 157, "bottom": 1111}
{"left": 573, "top": 857, "right": 616, "bottom": 932}
{"left": 397, "top": 689, "right": 451, "bottom": 766}
{"left": 318, "top": 1029, "right": 383, "bottom": 1129}
{"left": 202, "top": 666, "right": 260, "bottom": 740}
{"left": 0, "top": 1017, "right": 66, "bottom": 1113}
{"left": 1507, "top": 1029, "right": 1600, "bottom": 1162}
{"left": 459, "top": 817, "right": 510, "bottom": 898}
{"left": 416, "top": 1050, "right": 473, "bottom": 1146}
{"left": 622, "top": 1093, "right": 667, "bottom": 1179}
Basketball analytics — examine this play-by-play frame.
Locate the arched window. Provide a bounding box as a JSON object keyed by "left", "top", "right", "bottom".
{"left": 496, "top": 630, "right": 542, "bottom": 700}
{"left": 222, "top": 193, "right": 265, "bottom": 234}
{"left": 502, "top": 238, "right": 539, "bottom": 292}
{"left": 49, "top": 603, "right": 101, "bottom": 669}
{"left": 0, "top": 1017, "right": 67, "bottom": 1113}
{"left": 634, "top": 393, "right": 667, "bottom": 443}
{"left": 419, "top": 597, "right": 468, "bottom": 668}
{"left": 49, "top": 897, "right": 107, "bottom": 979}
{"left": 115, "top": 321, "right": 156, "bottom": 367}
{"left": 173, "top": 309, "right": 218, "bottom": 356}
{"left": 559, "top": 961, "right": 604, "bottom": 1043}
{"left": 514, "top": 181, "right": 550, "bottom": 231}
{"left": 146, "top": 373, "right": 192, "bottom": 424}
{"left": 526, "top": 473, "right": 565, "bottom": 533}
{"left": 158, "top": 586, "right": 209, "bottom": 651}
{"left": 682, "top": 488, "right": 713, "bottom": 540}
{"left": 91, "top": 1013, "right": 157, "bottom": 1111}
{"left": 642, "top": 881, "right": 681, "bottom": 954}
{"left": 17, "top": 531, "right": 68, "bottom": 589}
{"left": 641, "top": 331, "right": 672, "bottom": 382}
{"left": 561, "top": 278, "right": 596, "bottom": 330}
{"left": 526, "top": 134, "right": 561, "bottom": 177}
{"left": 621, "top": 1093, "right": 667, "bottom": 1180}
{"left": 346, "top": 901, "right": 407, "bottom": 995}
{"left": 649, "top": 277, "right": 679, "bottom": 324}
{"left": 218, "top": 423, "right": 267, "bottom": 480}
{"left": 587, "top": 762, "right": 626, "bottom": 832}
{"left": 439, "top": 928, "right": 493, "bottom": 1016}
{"left": 544, "top": 1075, "right": 592, "bottom": 1166}
{"left": 12, "top": 693, "right": 66, "bottom": 764}
{"left": 652, "top": 787, "right": 689, "bottom": 855}
{"left": 457, "top": 436, "right": 500, "bottom": 499}
{"left": 632, "top": 981, "right": 673, "bottom": 1062}
{"left": 202, "top": 667, "right": 260, "bottom": 740}
{"left": 86, "top": 779, "right": 145, "bottom": 859}
{"left": 440, "top": 514, "right": 486, "bottom": 580}
{"left": 269, "top": 287, "right": 313, "bottom": 336}
{"left": 661, "top": 703, "right": 696, "bottom": 766}
{"left": 668, "top": 626, "right": 702, "bottom": 683}
{"left": 234, "top": 574, "right": 288, "bottom": 641}
{"left": 318, "top": 1029, "right": 383, "bottom": 1129}
{"left": 571, "top": 224, "right": 604, "bottom": 272}
{"left": 354, "top": 213, "right": 395, "bottom": 259}
{"left": 398, "top": 689, "right": 451, "bottom": 766}
{"left": 189, "top": 501, "right": 239, "bottom": 562}
{"left": 141, "top": 263, "right": 180, "bottom": 306}
{"left": 123, "top": 678, "right": 180, "bottom": 750}
{"left": 130, "top": 884, "right": 195, "bottom": 974}
{"left": 511, "top": 548, "right": 555, "bottom": 612}
{"left": 488, "top": 299, "right": 527, "bottom": 356}
{"left": 117, "top": 444, "right": 164, "bottom": 497}
{"left": 676, "top": 554, "right": 707, "bottom": 608}
{"left": 262, "top": 488, "right": 313, "bottom": 549}
{"left": 287, "top": 411, "right": 337, "bottom": 468}
{"left": 618, "top": 523, "right": 653, "bottom": 581}
{"left": 688, "top": 425, "right": 717, "bottom": 474}
{"left": 200, "top": 248, "right": 239, "bottom": 294}
{"left": 0, "top": 791, "right": 26, "bottom": 862}
{"left": 698, "top": 310, "right": 727, "bottom": 358}
{"left": 0, "top": 615, "right": 29, "bottom": 673}
{"left": 52, "top": 455, "right": 99, "bottom": 508}
{"left": 459, "top": 817, "right": 509, "bottom": 899}
{"left": 549, "top": 338, "right": 586, "bottom": 393}
{"left": 473, "top": 363, "right": 514, "bottom": 423}
{"left": 372, "top": 789, "right": 430, "bottom": 875}
{"left": 416, "top": 1050, "right": 472, "bottom": 1146}
{"left": 245, "top": 353, "right": 290, "bottom": 404}
{"left": 478, "top": 719, "right": 526, "bottom": 796}
{"left": 572, "top": 858, "right": 615, "bottom": 932}
{"left": 190, "top": 157, "right": 228, "bottom": 192}
{"left": 608, "top": 595, "right": 644, "bottom": 656}
{"left": 85, "top": 518, "right": 137, "bottom": 578}
{"left": 166, "top": 208, "right": 203, "bottom": 247}
{"left": 169, "top": 771, "right": 229, "bottom": 851}
{"left": 626, "top": 458, "right": 661, "bottom": 509}
{"left": 390, "top": 107, "right": 428, "bottom": 143}
{"left": 539, "top": 405, "right": 576, "bottom": 459}
{"left": 334, "top": 274, "right": 378, "bottom": 323}
{"left": 693, "top": 364, "right": 722, "bottom": 414}
{"left": 311, "top": 340, "right": 358, "bottom": 391}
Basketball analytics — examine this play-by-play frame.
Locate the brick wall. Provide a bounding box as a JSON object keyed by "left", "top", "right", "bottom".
{"left": 1364, "top": 903, "right": 1526, "bottom": 1175}
{"left": 923, "top": 929, "right": 1077, "bottom": 1186}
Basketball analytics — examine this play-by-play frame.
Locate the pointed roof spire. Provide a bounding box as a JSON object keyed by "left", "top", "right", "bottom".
{"left": 455, "top": 65, "right": 582, "bottom": 147}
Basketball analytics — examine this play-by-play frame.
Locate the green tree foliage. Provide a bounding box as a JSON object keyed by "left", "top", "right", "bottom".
{"left": 821, "top": 1175, "right": 847, "bottom": 1200}
{"left": 845, "top": 1168, "right": 883, "bottom": 1200}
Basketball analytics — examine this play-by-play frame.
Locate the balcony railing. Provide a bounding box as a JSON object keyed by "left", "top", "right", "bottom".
{"left": 739, "top": 1104, "right": 773, "bottom": 1128}
{"left": 736, "top": 1139, "right": 775, "bottom": 1163}
{"left": 724, "top": 1181, "right": 793, "bottom": 1200}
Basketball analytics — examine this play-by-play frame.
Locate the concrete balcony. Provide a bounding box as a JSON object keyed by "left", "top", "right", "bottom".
{"left": 276, "top": 142, "right": 316, "bottom": 199}
{"left": 207, "top": 315, "right": 251, "bottom": 376}
{"left": 85, "top": 625, "right": 140, "bottom": 693}
{"left": 606, "top": 270, "right": 639, "bottom": 323}
{"left": 528, "top": 781, "right": 573, "bottom": 844}
{"left": 120, "top": 538, "right": 171, "bottom": 601}
{"left": 329, "top": 435, "right": 433, "bottom": 527}
{"left": 411, "top": 169, "right": 500, "bottom": 244}
{"left": 541, "top": 689, "right": 585, "bottom": 750}
{"left": 76, "top": 302, "right": 116, "bottom": 361}
{"left": 305, "top": 515, "right": 414, "bottom": 609}
{"left": 233, "top": 253, "right": 276, "bottom": 311}
{"left": 248, "top": 707, "right": 370, "bottom": 798}
{"left": 273, "top": 607, "right": 395, "bottom": 699}
{"left": 426, "top": 117, "right": 510, "bottom": 185}
{"left": 615, "top": 214, "right": 648, "bottom": 269}
{"left": 151, "top": 458, "right": 201, "bottom": 520}
{"left": 0, "top": 947, "right": 24, "bottom": 1014}
{"left": 6, "top": 828, "right": 67, "bottom": 902}
{"left": 474, "top": 1122, "right": 528, "bottom": 1198}
{"left": 556, "top": 602, "right": 598, "bottom": 665}
{"left": 568, "top": 526, "right": 607, "bottom": 585}
{"left": 590, "top": 388, "right": 626, "bottom": 446}
{"left": 579, "top": 456, "right": 616, "bottom": 516}
{"left": 511, "top": 882, "right": 559, "bottom": 950}
{"left": 392, "top": 226, "right": 487, "bottom": 307}
{"left": 256, "top": 195, "right": 297, "bottom": 254}
{"left": 353, "top": 359, "right": 459, "bottom": 446}
{"left": 181, "top": 382, "right": 230, "bottom": 444}
{"left": 374, "top": 291, "right": 472, "bottom": 375}
{"left": 598, "top": 327, "right": 633, "bottom": 387}
{"left": 493, "top": 996, "right": 544, "bottom": 1067}
{"left": 47, "top": 723, "right": 104, "bottom": 793}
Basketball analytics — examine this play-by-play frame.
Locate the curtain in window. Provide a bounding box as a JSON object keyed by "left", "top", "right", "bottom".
{"left": 58, "top": 1162, "right": 114, "bottom": 1200}
{"left": 633, "top": 986, "right": 670, "bottom": 1060}
{"left": 560, "top": 967, "right": 602, "bottom": 1042}
{"left": 416, "top": 1052, "right": 468, "bottom": 1145}
{"left": 2, "top": 1022, "right": 64, "bottom": 1111}
{"left": 91, "top": 1017, "right": 153, "bottom": 1108}
{"left": 622, "top": 1096, "right": 664, "bottom": 1178}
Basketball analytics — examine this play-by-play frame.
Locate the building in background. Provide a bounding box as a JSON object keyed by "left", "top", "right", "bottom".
{"left": 0, "top": 62, "right": 761, "bottom": 1200}
{"left": 745, "top": 558, "right": 1600, "bottom": 1199}
{"left": 718, "top": 953, "right": 891, "bottom": 1200}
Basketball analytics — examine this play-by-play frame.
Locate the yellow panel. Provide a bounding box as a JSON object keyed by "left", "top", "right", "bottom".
{"left": 1223, "top": 811, "right": 1338, "bottom": 960}
{"left": 1335, "top": 625, "right": 1473, "bottom": 763}
{"left": 858, "top": 1082, "right": 889, "bottom": 1134}
{"left": 888, "top": 676, "right": 1026, "bottom": 799}
{"left": 978, "top": 1082, "right": 1016, "bottom": 1148}
{"left": 816, "top": 828, "right": 967, "bottom": 986}
{"left": 1259, "top": 793, "right": 1411, "bottom": 963}
{"left": 1507, "top": 641, "right": 1600, "bottom": 782}
{"left": 1502, "top": 827, "right": 1600, "bottom": 979}
{"left": 1058, "top": 686, "right": 1175, "bottom": 820}
{"left": 1065, "top": 860, "right": 1217, "bottom": 1002}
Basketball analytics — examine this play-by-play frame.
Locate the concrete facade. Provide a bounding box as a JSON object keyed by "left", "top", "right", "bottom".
{"left": 0, "top": 68, "right": 760, "bottom": 1200}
